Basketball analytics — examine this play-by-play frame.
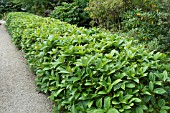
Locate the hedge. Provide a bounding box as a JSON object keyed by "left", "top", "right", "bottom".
{"left": 6, "top": 12, "right": 170, "bottom": 113}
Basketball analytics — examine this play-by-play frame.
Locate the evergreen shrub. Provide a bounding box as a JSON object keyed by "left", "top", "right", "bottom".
{"left": 6, "top": 12, "right": 170, "bottom": 113}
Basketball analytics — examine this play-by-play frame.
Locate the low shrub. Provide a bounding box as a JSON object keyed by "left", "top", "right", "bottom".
{"left": 6, "top": 12, "right": 170, "bottom": 113}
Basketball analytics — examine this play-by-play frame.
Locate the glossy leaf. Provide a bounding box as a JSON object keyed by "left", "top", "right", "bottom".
{"left": 153, "top": 88, "right": 166, "bottom": 94}
{"left": 107, "top": 108, "right": 119, "bottom": 113}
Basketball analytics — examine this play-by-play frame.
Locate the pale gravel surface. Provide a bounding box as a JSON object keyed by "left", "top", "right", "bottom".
{"left": 0, "top": 22, "right": 52, "bottom": 113}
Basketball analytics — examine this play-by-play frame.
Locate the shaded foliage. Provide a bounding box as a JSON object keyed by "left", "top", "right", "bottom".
{"left": 50, "top": 0, "right": 91, "bottom": 27}
{"left": 12, "top": 0, "right": 74, "bottom": 16}
{"left": 0, "top": 0, "right": 22, "bottom": 19}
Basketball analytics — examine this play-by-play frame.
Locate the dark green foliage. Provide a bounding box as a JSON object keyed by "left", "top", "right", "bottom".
{"left": 0, "top": 14, "right": 2, "bottom": 19}
{"left": 6, "top": 12, "right": 170, "bottom": 113}
{"left": 87, "top": 0, "right": 166, "bottom": 31}
{"left": 87, "top": 0, "right": 124, "bottom": 31}
{"left": 12, "top": 0, "right": 74, "bottom": 16}
{"left": 0, "top": 0, "right": 22, "bottom": 19}
{"left": 50, "top": 0, "right": 91, "bottom": 27}
{"left": 87, "top": 0, "right": 170, "bottom": 52}
{"left": 122, "top": 9, "right": 170, "bottom": 52}
{"left": 121, "top": 0, "right": 170, "bottom": 52}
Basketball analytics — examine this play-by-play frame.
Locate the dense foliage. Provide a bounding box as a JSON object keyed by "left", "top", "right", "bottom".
{"left": 87, "top": 0, "right": 170, "bottom": 52}
{"left": 122, "top": 9, "right": 170, "bottom": 52}
{"left": 6, "top": 12, "right": 170, "bottom": 113}
{"left": 0, "top": 0, "right": 74, "bottom": 16}
{"left": 86, "top": 0, "right": 124, "bottom": 31}
{"left": 0, "top": 0, "right": 22, "bottom": 19}
{"left": 50, "top": 0, "right": 91, "bottom": 27}
{"left": 87, "top": 0, "right": 169, "bottom": 30}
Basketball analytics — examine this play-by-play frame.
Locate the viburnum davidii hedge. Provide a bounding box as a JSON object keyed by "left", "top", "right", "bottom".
{"left": 6, "top": 12, "right": 170, "bottom": 113}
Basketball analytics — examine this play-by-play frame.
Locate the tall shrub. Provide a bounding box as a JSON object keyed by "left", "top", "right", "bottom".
{"left": 121, "top": 1, "right": 170, "bottom": 52}
{"left": 87, "top": 0, "right": 170, "bottom": 52}
{"left": 86, "top": 0, "right": 124, "bottom": 31}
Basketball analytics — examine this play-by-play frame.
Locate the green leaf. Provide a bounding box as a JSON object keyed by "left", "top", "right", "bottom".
{"left": 57, "top": 67, "right": 70, "bottom": 74}
{"left": 114, "top": 91, "right": 123, "bottom": 98}
{"left": 67, "top": 77, "right": 80, "bottom": 83}
{"left": 107, "top": 108, "right": 119, "bottom": 113}
{"left": 87, "top": 101, "right": 94, "bottom": 108}
{"left": 163, "top": 70, "right": 168, "bottom": 81}
{"left": 42, "top": 76, "right": 49, "bottom": 83}
{"left": 112, "top": 79, "right": 122, "bottom": 86}
{"left": 155, "top": 81, "right": 162, "bottom": 85}
{"left": 124, "top": 94, "right": 133, "bottom": 101}
{"left": 142, "top": 66, "right": 148, "bottom": 73}
{"left": 98, "top": 91, "right": 107, "bottom": 95}
{"left": 87, "top": 55, "right": 95, "bottom": 65}
{"left": 107, "top": 83, "right": 114, "bottom": 93}
{"left": 133, "top": 77, "right": 139, "bottom": 83}
{"left": 149, "top": 72, "right": 155, "bottom": 82}
{"left": 158, "top": 99, "right": 166, "bottom": 107}
{"left": 139, "top": 105, "right": 148, "bottom": 110}
{"left": 96, "top": 58, "right": 102, "bottom": 68}
{"left": 142, "top": 91, "right": 151, "bottom": 95}
{"left": 160, "top": 109, "right": 167, "bottom": 113}
{"left": 93, "top": 109, "right": 105, "bottom": 113}
{"left": 104, "top": 97, "right": 111, "bottom": 110}
{"left": 71, "top": 104, "right": 77, "bottom": 113}
{"left": 43, "top": 67, "right": 51, "bottom": 71}
{"left": 143, "top": 95, "right": 151, "bottom": 102}
{"left": 153, "top": 88, "right": 166, "bottom": 94}
{"left": 132, "top": 89, "right": 139, "bottom": 94}
{"left": 85, "top": 82, "right": 93, "bottom": 86}
{"left": 136, "top": 107, "right": 143, "bottom": 113}
{"left": 161, "top": 106, "right": 170, "bottom": 110}
{"left": 149, "top": 81, "right": 154, "bottom": 91}
{"left": 99, "top": 81, "right": 107, "bottom": 87}
{"left": 96, "top": 98, "right": 102, "bottom": 108}
{"left": 153, "top": 52, "right": 162, "bottom": 60}
{"left": 123, "top": 105, "right": 131, "bottom": 109}
{"left": 133, "top": 98, "right": 142, "bottom": 103}
{"left": 112, "top": 100, "right": 119, "bottom": 105}
{"left": 126, "top": 83, "right": 135, "bottom": 88}
{"left": 53, "top": 88, "right": 64, "bottom": 97}
{"left": 51, "top": 60, "right": 61, "bottom": 68}
{"left": 121, "top": 82, "right": 125, "bottom": 90}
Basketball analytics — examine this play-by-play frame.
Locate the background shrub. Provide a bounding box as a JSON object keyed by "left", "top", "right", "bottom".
{"left": 0, "top": 0, "right": 23, "bottom": 19}
{"left": 50, "top": 0, "right": 91, "bottom": 27}
{"left": 87, "top": 0, "right": 167, "bottom": 31}
{"left": 87, "top": 0, "right": 170, "bottom": 52}
{"left": 86, "top": 0, "right": 124, "bottom": 31}
{"left": 121, "top": 8, "right": 170, "bottom": 52}
{"left": 6, "top": 12, "right": 170, "bottom": 113}
{"left": 12, "top": 0, "right": 74, "bottom": 16}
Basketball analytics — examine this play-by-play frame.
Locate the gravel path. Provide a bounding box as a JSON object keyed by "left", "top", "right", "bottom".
{"left": 0, "top": 22, "right": 52, "bottom": 113}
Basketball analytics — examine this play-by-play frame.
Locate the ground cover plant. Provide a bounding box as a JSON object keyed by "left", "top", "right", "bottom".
{"left": 6, "top": 12, "right": 170, "bottom": 113}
